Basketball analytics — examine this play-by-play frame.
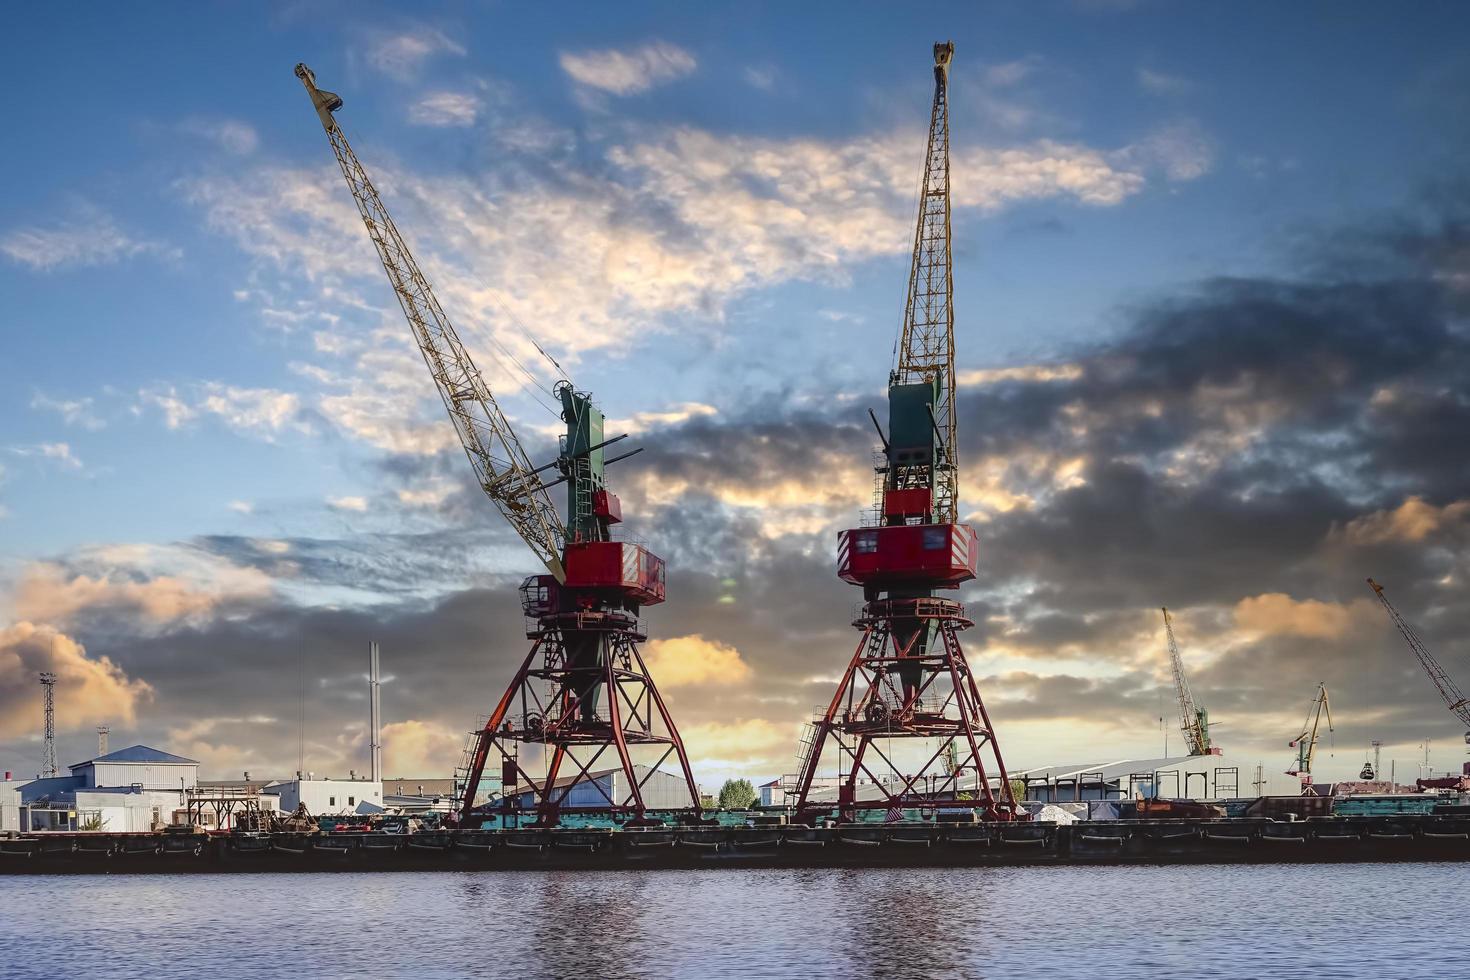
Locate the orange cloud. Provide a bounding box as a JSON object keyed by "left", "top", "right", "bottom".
{"left": 1332, "top": 496, "right": 1470, "bottom": 546}
{"left": 642, "top": 634, "right": 751, "bottom": 687}
{"left": 0, "top": 623, "right": 152, "bottom": 738}
{"left": 381, "top": 719, "right": 463, "bottom": 778}
{"left": 1233, "top": 593, "right": 1365, "bottom": 639}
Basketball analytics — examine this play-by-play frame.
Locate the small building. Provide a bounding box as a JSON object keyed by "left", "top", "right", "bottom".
{"left": 263, "top": 776, "right": 383, "bottom": 816}
{"left": 70, "top": 744, "right": 199, "bottom": 791}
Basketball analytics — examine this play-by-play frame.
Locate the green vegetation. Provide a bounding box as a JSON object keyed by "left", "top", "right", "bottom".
{"left": 716, "top": 778, "right": 758, "bottom": 810}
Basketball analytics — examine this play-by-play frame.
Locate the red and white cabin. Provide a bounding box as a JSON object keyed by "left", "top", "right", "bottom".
{"left": 836, "top": 523, "right": 978, "bottom": 587}
{"left": 563, "top": 540, "right": 666, "bottom": 605}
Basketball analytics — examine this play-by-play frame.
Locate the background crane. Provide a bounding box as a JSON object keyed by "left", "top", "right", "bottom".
{"left": 1286, "top": 682, "right": 1332, "bottom": 793}
{"left": 296, "top": 64, "right": 699, "bottom": 827}
{"left": 1367, "top": 578, "right": 1470, "bottom": 747}
{"left": 791, "top": 42, "right": 1020, "bottom": 824}
{"left": 1162, "top": 607, "right": 1213, "bottom": 756}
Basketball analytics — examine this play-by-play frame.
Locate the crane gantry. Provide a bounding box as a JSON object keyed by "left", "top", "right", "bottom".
{"left": 296, "top": 63, "right": 699, "bottom": 827}
{"left": 1162, "top": 607, "right": 1213, "bottom": 756}
{"left": 791, "top": 42, "right": 1020, "bottom": 824}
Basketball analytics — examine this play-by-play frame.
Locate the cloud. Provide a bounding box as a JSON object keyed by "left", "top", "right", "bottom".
{"left": 1233, "top": 593, "right": 1366, "bottom": 640}
{"left": 559, "top": 41, "right": 696, "bottom": 96}
{"left": 1137, "top": 67, "right": 1193, "bottom": 96}
{"left": 7, "top": 442, "right": 82, "bottom": 471}
{"left": 957, "top": 363, "right": 1084, "bottom": 387}
{"left": 0, "top": 204, "right": 176, "bottom": 272}
{"left": 179, "top": 118, "right": 259, "bottom": 154}
{"left": 30, "top": 393, "right": 105, "bottom": 430}
{"left": 1114, "top": 120, "right": 1215, "bottom": 181}
{"left": 742, "top": 66, "right": 777, "bottom": 92}
{"left": 1330, "top": 496, "right": 1470, "bottom": 546}
{"left": 381, "top": 719, "right": 462, "bottom": 776}
{"left": 985, "top": 56, "right": 1042, "bottom": 88}
{"left": 228, "top": 500, "right": 254, "bottom": 515}
{"left": 7, "top": 545, "right": 274, "bottom": 630}
{"left": 365, "top": 28, "right": 466, "bottom": 81}
{"left": 138, "top": 383, "right": 306, "bottom": 440}
{"left": 0, "top": 624, "right": 153, "bottom": 739}
{"left": 642, "top": 634, "right": 751, "bottom": 687}
{"left": 327, "top": 495, "right": 368, "bottom": 512}
{"left": 409, "top": 91, "right": 482, "bottom": 127}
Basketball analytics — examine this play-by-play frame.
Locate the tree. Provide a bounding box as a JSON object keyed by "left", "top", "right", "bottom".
{"left": 717, "top": 778, "right": 758, "bottom": 810}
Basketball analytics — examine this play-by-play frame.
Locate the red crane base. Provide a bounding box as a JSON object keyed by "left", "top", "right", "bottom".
{"left": 456, "top": 609, "right": 701, "bottom": 827}
{"left": 791, "top": 596, "right": 1021, "bottom": 823}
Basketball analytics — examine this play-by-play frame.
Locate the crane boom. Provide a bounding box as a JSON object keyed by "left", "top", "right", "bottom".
{"left": 892, "top": 42, "right": 957, "bottom": 524}
{"left": 1367, "top": 578, "right": 1470, "bottom": 729}
{"left": 1162, "top": 607, "right": 1211, "bottom": 756}
{"left": 295, "top": 64, "right": 566, "bottom": 581}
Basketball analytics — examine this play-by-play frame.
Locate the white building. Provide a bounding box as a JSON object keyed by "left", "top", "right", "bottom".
{"left": 1013, "top": 754, "right": 1302, "bottom": 802}
{"left": 264, "top": 776, "right": 383, "bottom": 816}
{"left": 1, "top": 745, "right": 201, "bottom": 832}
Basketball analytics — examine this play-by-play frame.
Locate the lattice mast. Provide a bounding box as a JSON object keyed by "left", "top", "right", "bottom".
{"left": 893, "top": 42, "right": 957, "bottom": 524}
{"left": 792, "top": 43, "right": 1021, "bottom": 823}
{"left": 39, "top": 671, "right": 57, "bottom": 778}
{"left": 1368, "top": 578, "right": 1470, "bottom": 739}
{"left": 1161, "top": 607, "right": 1211, "bottom": 756}
{"left": 296, "top": 64, "right": 699, "bottom": 827}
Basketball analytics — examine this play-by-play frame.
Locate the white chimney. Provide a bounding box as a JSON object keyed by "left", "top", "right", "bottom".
{"left": 369, "top": 641, "right": 383, "bottom": 782}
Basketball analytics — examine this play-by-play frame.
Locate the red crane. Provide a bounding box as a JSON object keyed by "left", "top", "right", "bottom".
{"left": 790, "top": 43, "right": 1021, "bottom": 824}
{"left": 296, "top": 64, "right": 700, "bottom": 828}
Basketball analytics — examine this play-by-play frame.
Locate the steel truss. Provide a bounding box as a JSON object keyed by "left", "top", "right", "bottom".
{"left": 792, "top": 597, "right": 1019, "bottom": 822}
{"left": 460, "top": 611, "right": 700, "bottom": 826}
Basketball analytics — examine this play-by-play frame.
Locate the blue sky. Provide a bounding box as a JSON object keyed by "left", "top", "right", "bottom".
{"left": 3, "top": 2, "right": 1470, "bottom": 784}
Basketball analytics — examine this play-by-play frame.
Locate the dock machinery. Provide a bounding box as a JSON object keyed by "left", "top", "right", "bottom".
{"left": 790, "top": 43, "right": 1021, "bottom": 824}
{"left": 296, "top": 64, "right": 699, "bottom": 827}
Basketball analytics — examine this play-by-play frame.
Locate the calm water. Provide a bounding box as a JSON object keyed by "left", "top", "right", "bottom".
{"left": 0, "top": 864, "right": 1460, "bottom": 979}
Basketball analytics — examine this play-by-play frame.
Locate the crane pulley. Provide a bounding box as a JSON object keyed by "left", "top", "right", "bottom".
{"left": 1162, "top": 607, "right": 1212, "bottom": 756}
{"left": 295, "top": 64, "right": 567, "bottom": 581}
{"left": 1367, "top": 578, "right": 1470, "bottom": 742}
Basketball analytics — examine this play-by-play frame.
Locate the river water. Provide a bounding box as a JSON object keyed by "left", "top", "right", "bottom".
{"left": 0, "top": 863, "right": 1459, "bottom": 979}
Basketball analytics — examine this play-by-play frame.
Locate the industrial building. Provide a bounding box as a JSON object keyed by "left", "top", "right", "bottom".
{"left": 1013, "top": 755, "right": 1303, "bottom": 803}
{"left": 1, "top": 745, "right": 201, "bottom": 833}
{"left": 262, "top": 775, "right": 383, "bottom": 816}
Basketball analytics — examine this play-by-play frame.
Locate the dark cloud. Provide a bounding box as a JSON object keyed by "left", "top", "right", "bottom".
{"left": 10, "top": 188, "right": 1470, "bottom": 782}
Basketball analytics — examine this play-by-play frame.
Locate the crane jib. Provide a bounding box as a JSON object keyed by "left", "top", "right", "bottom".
{"left": 296, "top": 62, "right": 568, "bottom": 579}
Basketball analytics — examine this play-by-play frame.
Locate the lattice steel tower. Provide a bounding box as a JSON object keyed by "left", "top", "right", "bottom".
{"left": 39, "top": 672, "right": 57, "bottom": 778}
{"left": 791, "top": 43, "right": 1021, "bottom": 824}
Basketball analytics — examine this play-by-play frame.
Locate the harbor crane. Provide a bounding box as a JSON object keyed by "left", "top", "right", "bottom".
{"left": 1367, "top": 578, "right": 1470, "bottom": 749}
{"left": 1162, "top": 607, "right": 1214, "bottom": 756}
{"left": 791, "top": 42, "right": 1020, "bottom": 824}
{"left": 296, "top": 63, "right": 699, "bottom": 827}
{"left": 1286, "top": 682, "right": 1332, "bottom": 793}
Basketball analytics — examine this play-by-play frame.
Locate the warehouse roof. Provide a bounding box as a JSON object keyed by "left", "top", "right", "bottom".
{"left": 69, "top": 744, "right": 198, "bottom": 769}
